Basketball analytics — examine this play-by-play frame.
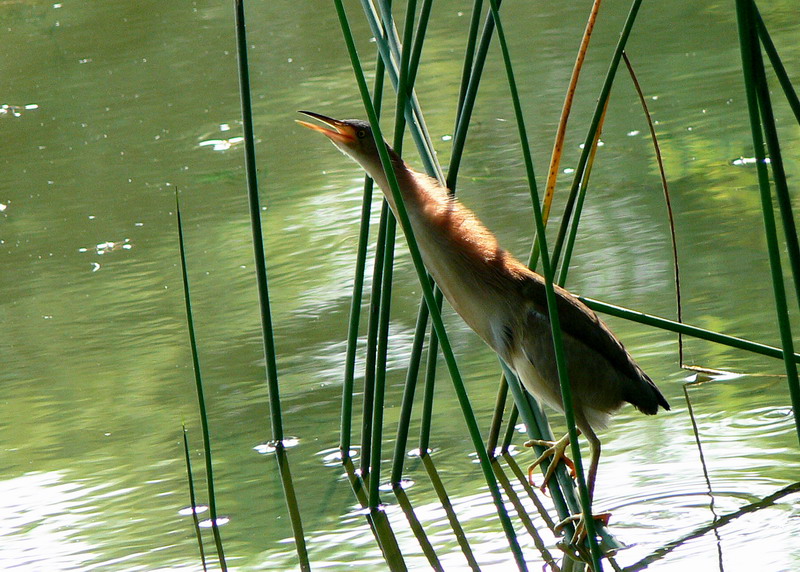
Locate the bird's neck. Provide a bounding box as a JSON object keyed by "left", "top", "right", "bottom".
{"left": 356, "top": 152, "right": 428, "bottom": 212}
{"left": 364, "top": 158, "right": 525, "bottom": 353}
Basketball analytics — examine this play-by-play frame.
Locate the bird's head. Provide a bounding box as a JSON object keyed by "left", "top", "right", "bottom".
{"left": 297, "top": 111, "right": 397, "bottom": 180}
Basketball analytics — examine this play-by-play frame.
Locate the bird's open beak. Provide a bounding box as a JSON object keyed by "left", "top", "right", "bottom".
{"left": 296, "top": 111, "right": 357, "bottom": 144}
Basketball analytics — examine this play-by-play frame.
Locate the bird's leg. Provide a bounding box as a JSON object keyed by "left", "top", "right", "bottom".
{"left": 584, "top": 424, "right": 601, "bottom": 500}
{"left": 553, "top": 423, "right": 612, "bottom": 547}
{"left": 524, "top": 432, "right": 578, "bottom": 492}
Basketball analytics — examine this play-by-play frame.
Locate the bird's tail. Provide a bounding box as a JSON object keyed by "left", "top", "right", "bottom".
{"left": 626, "top": 367, "right": 670, "bottom": 415}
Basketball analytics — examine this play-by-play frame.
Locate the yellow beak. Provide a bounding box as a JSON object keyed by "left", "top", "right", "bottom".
{"left": 296, "top": 111, "right": 357, "bottom": 144}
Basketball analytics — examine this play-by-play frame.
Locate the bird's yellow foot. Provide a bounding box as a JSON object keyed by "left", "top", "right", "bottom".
{"left": 524, "top": 434, "right": 577, "bottom": 492}
{"left": 554, "top": 511, "right": 612, "bottom": 546}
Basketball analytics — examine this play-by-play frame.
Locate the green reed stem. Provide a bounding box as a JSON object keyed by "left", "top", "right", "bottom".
{"left": 419, "top": 0, "right": 498, "bottom": 451}
{"left": 551, "top": 0, "right": 644, "bottom": 278}
{"left": 487, "top": 374, "right": 510, "bottom": 456}
{"left": 182, "top": 427, "right": 208, "bottom": 572}
{"left": 332, "top": 1, "right": 526, "bottom": 567}
{"left": 752, "top": 31, "right": 800, "bottom": 447}
{"left": 341, "top": 50, "right": 387, "bottom": 456}
{"left": 392, "top": 297, "right": 429, "bottom": 482}
{"left": 500, "top": 402, "right": 518, "bottom": 452}
{"left": 371, "top": 0, "right": 422, "bottom": 502}
{"left": 233, "top": 0, "right": 283, "bottom": 442}
{"left": 754, "top": 7, "right": 800, "bottom": 124}
{"left": 735, "top": 0, "right": 800, "bottom": 445}
{"left": 388, "top": 0, "right": 426, "bottom": 483}
{"left": 418, "top": 297, "right": 441, "bottom": 455}
{"left": 406, "top": 0, "right": 433, "bottom": 93}
{"left": 485, "top": 2, "right": 602, "bottom": 565}
{"left": 359, "top": 0, "right": 443, "bottom": 181}
{"left": 341, "top": 149, "right": 376, "bottom": 455}
{"left": 360, "top": 50, "right": 391, "bottom": 478}
{"left": 361, "top": 200, "right": 390, "bottom": 476}
{"left": 175, "top": 193, "right": 227, "bottom": 570}
{"left": 556, "top": 96, "right": 606, "bottom": 289}
{"left": 356, "top": 32, "right": 391, "bottom": 480}
{"left": 581, "top": 296, "right": 800, "bottom": 364}
{"left": 453, "top": 0, "right": 483, "bottom": 145}
{"left": 450, "top": 2, "right": 499, "bottom": 186}
{"left": 234, "top": 5, "right": 311, "bottom": 566}
{"left": 749, "top": 30, "right": 800, "bottom": 315}
{"left": 370, "top": 211, "right": 397, "bottom": 507}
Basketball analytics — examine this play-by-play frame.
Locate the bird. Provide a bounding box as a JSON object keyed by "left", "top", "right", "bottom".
{"left": 297, "top": 110, "right": 670, "bottom": 530}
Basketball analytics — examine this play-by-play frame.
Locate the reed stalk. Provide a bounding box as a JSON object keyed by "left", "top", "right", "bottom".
{"left": 735, "top": 0, "right": 800, "bottom": 445}
{"left": 332, "top": 1, "right": 527, "bottom": 567}
{"left": 175, "top": 193, "right": 227, "bottom": 570}
{"left": 485, "top": 0, "right": 603, "bottom": 565}
{"left": 233, "top": 3, "right": 309, "bottom": 566}
{"left": 182, "top": 427, "right": 208, "bottom": 572}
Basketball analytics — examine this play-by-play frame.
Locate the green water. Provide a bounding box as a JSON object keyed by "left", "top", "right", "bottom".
{"left": 2, "top": 1, "right": 799, "bottom": 570}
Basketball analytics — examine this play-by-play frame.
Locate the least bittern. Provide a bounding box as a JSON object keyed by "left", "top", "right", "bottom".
{"left": 298, "top": 111, "right": 670, "bottom": 538}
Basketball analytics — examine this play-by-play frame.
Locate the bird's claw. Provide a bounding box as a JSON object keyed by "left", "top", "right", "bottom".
{"left": 554, "top": 511, "right": 613, "bottom": 546}
{"left": 524, "top": 435, "right": 576, "bottom": 492}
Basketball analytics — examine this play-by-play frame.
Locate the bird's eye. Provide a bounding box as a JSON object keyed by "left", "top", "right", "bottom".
{"left": 357, "top": 130, "right": 367, "bottom": 139}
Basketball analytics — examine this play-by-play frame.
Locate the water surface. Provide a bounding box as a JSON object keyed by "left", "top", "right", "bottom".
{"left": 2, "top": 1, "right": 799, "bottom": 570}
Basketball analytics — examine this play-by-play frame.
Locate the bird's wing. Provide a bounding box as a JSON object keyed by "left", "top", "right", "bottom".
{"left": 519, "top": 274, "right": 648, "bottom": 385}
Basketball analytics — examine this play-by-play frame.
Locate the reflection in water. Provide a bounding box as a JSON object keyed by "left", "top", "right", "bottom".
{"left": 1, "top": 472, "right": 98, "bottom": 570}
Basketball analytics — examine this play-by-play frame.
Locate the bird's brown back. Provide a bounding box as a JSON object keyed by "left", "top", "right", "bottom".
{"left": 510, "top": 262, "right": 669, "bottom": 415}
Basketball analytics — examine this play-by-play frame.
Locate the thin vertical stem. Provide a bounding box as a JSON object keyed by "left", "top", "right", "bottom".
{"left": 754, "top": 7, "right": 800, "bottom": 124}
{"left": 454, "top": 0, "right": 484, "bottom": 133}
{"left": 358, "top": 38, "right": 390, "bottom": 478}
{"left": 332, "top": 1, "right": 527, "bottom": 567}
{"left": 232, "top": 14, "right": 311, "bottom": 561}
{"left": 735, "top": 0, "right": 800, "bottom": 445}
{"left": 370, "top": 213, "right": 396, "bottom": 507}
{"left": 485, "top": 0, "right": 603, "bottom": 566}
{"left": 500, "top": 403, "right": 519, "bottom": 452}
{"left": 550, "top": 0, "right": 645, "bottom": 276}
{"left": 557, "top": 96, "right": 609, "bottom": 288}
{"left": 418, "top": 310, "right": 440, "bottom": 455}
{"left": 486, "top": 376, "right": 510, "bottom": 456}
{"left": 450, "top": 3, "right": 499, "bottom": 187}
{"left": 361, "top": 201, "right": 390, "bottom": 476}
{"left": 341, "top": 53, "right": 386, "bottom": 455}
{"left": 233, "top": 0, "right": 283, "bottom": 443}
{"left": 389, "top": 0, "right": 430, "bottom": 483}
{"left": 359, "top": 0, "right": 443, "bottom": 181}
{"left": 176, "top": 194, "right": 227, "bottom": 570}
{"left": 182, "top": 427, "right": 208, "bottom": 572}
{"left": 751, "top": 33, "right": 800, "bottom": 316}
{"left": 340, "top": 177, "right": 375, "bottom": 455}
{"left": 392, "top": 299, "right": 430, "bottom": 481}
{"left": 541, "top": 0, "right": 602, "bottom": 227}
{"left": 621, "top": 51, "right": 683, "bottom": 364}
